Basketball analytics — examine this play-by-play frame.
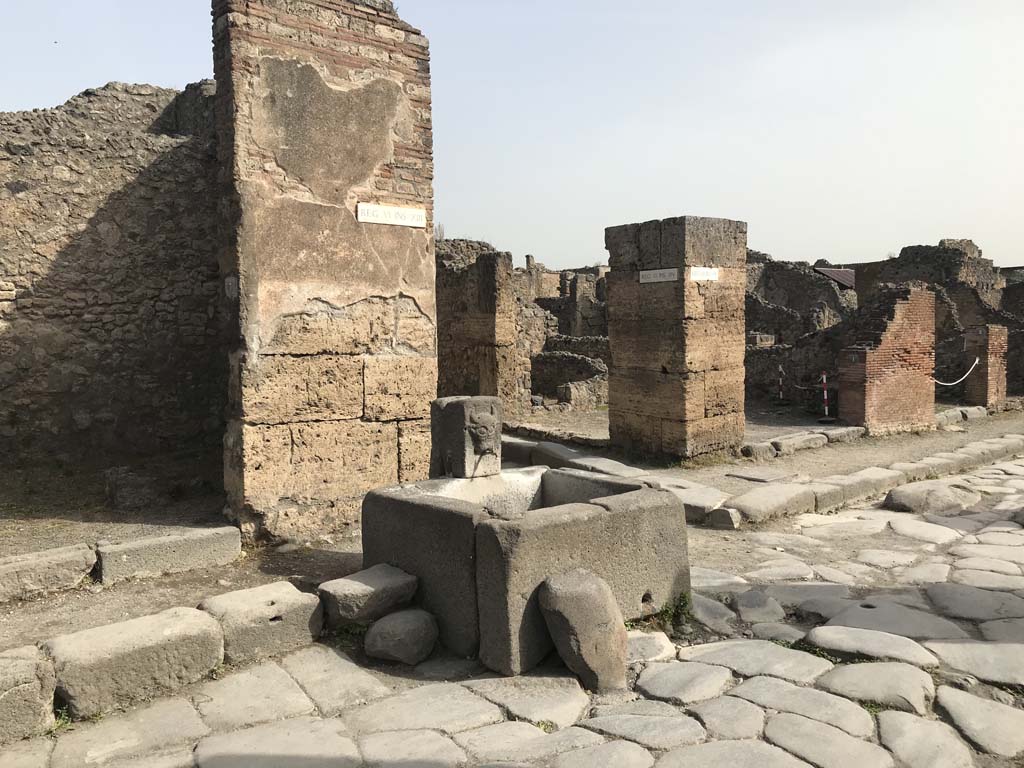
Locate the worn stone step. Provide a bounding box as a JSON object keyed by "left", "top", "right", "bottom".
{"left": 97, "top": 527, "right": 241, "bottom": 585}
{"left": 0, "top": 544, "right": 97, "bottom": 603}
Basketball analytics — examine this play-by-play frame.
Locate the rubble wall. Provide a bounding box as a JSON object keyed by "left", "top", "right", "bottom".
{"left": 0, "top": 83, "right": 226, "bottom": 472}
{"left": 964, "top": 325, "right": 1008, "bottom": 408}
{"left": 214, "top": 0, "right": 436, "bottom": 539}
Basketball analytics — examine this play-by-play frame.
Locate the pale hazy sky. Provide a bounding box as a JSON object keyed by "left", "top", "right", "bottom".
{"left": 2, "top": 1, "right": 1021, "bottom": 269}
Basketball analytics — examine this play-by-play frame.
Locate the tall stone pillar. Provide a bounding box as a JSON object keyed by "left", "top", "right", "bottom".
{"left": 213, "top": 0, "right": 436, "bottom": 539}
{"left": 838, "top": 286, "right": 935, "bottom": 435}
{"left": 604, "top": 217, "right": 747, "bottom": 458}
{"left": 964, "top": 324, "right": 1008, "bottom": 408}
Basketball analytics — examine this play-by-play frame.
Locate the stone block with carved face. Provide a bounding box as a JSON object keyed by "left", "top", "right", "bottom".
{"left": 429, "top": 396, "right": 503, "bottom": 479}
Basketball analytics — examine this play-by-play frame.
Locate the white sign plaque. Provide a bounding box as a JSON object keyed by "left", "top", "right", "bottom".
{"left": 689, "top": 266, "right": 720, "bottom": 282}
{"left": 639, "top": 268, "right": 680, "bottom": 284}
{"left": 357, "top": 203, "right": 427, "bottom": 229}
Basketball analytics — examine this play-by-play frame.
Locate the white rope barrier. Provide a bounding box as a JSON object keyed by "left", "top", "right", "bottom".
{"left": 931, "top": 357, "right": 980, "bottom": 387}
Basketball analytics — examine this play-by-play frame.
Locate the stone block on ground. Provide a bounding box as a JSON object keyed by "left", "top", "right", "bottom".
{"left": 192, "top": 662, "right": 314, "bottom": 731}
{"left": 806, "top": 482, "right": 845, "bottom": 513}
{"left": 728, "top": 484, "right": 815, "bottom": 523}
{"left": 199, "top": 580, "right": 322, "bottom": 664}
{"left": 884, "top": 480, "right": 981, "bottom": 514}
{"left": 636, "top": 662, "right": 733, "bottom": 705}
{"left": 804, "top": 626, "right": 937, "bottom": 667}
{"left": 0, "top": 646, "right": 55, "bottom": 745}
{"left": 707, "top": 507, "right": 743, "bottom": 529}
{"left": 822, "top": 426, "right": 866, "bottom": 443}
{"left": 661, "top": 486, "right": 730, "bottom": 525}
{"left": 689, "top": 593, "right": 738, "bottom": 635}
{"left": 889, "top": 462, "right": 933, "bottom": 483}
{"left": 43, "top": 607, "right": 223, "bottom": 719}
{"left": 961, "top": 405, "right": 988, "bottom": 420}
{"left": 318, "top": 563, "right": 417, "bottom": 628}
{"left": 193, "top": 717, "right": 360, "bottom": 768}
{"left": 732, "top": 590, "right": 785, "bottom": 623}
{"left": 476, "top": 488, "right": 689, "bottom": 675}
{"left": 97, "top": 527, "right": 240, "bottom": 585}
{"left": 49, "top": 698, "right": 209, "bottom": 768}
{"left": 771, "top": 433, "right": 828, "bottom": 455}
{"left": 741, "top": 442, "right": 777, "bottom": 460}
{"left": 0, "top": 544, "right": 97, "bottom": 603}
{"left": 539, "top": 569, "right": 627, "bottom": 692}
{"left": 627, "top": 630, "right": 676, "bottom": 663}
{"left": 364, "top": 608, "right": 438, "bottom": 665}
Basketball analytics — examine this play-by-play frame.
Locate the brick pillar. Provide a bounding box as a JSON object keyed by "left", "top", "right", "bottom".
{"left": 214, "top": 0, "right": 436, "bottom": 540}
{"left": 964, "top": 324, "right": 1008, "bottom": 408}
{"left": 604, "top": 216, "right": 746, "bottom": 458}
{"left": 838, "top": 286, "right": 935, "bottom": 435}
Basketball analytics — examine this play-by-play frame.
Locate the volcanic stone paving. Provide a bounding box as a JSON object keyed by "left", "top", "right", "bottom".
{"left": 6, "top": 457, "right": 1024, "bottom": 766}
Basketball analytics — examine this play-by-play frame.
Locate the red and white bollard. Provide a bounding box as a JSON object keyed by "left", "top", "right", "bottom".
{"left": 819, "top": 371, "right": 836, "bottom": 423}
{"left": 779, "top": 365, "right": 785, "bottom": 403}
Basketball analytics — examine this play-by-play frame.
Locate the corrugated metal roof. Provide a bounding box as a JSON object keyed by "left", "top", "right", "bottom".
{"left": 815, "top": 267, "right": 856, "bottom": 290}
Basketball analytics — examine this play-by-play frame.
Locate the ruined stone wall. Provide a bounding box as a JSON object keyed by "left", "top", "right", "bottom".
{"left": 606, "top": 216, "right": 747, "bottom": 458}
{"left": 436, "top": 245, "right": 528, "bottom": 413}
{"left": 746, "top": 251, "right": 857, "bottom": 338}
{"left": 0, "top": 82, "right": 225, "bottom": 472}
{"left": 530, "top": 352, "right": 607, "bottom": 400}
{"left": 838, "top": 285, "right": 935, "bottom": 435}
{"left": 1003, "top": 282, "right": 1024, "bottom": 318}
{"left": 215, "top": 0, "right": 436, "bottom": 539}
{"left": 543, "top": 335, "right": 611, "bottom": 366}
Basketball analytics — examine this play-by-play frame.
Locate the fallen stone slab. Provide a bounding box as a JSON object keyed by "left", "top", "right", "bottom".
{"left": 877, "top": 710, "right": 975, "bottom": 768}
{"left": 936, "top": 408, "right": 965, "bottom": 426}
{"left": 729, "top": 484, "right": 815, "bottom": 523}
{"left": 49, "top": 698, "right": 209, "bottom": 768}
{"left": 707, "top": 507, "right": 743, "bottom": 529}
{"left": 0, "top": 544, "right": 97, "bottom": 603}
{"left": 280, "top": 645, "right": 390, "bottom": 715}
{"left": 687, "top": 695, "right": 765, "bottom": 740}
{"left": 961, "top": 405, "right": 988, "bottom": 420}
{"left": 463, "top": 674, "right": 589, "bottom": 730}
{"left": 936, "top": 684, "right": 1024, "bottom": 757}
{"left": 771, "top": 433, "right": 828, "bottom": 455}
{"left": 539, "top": 569, "right": 627, "bottom": 692}
{"left": 452, "top": 721, "right": 603, "bottom": 763}
{"left": 636, "top": 662, "right": 733, "bottom": 705}
{"left": 678, "top": 639, "right": 832, "bottom": 684}
{"left": 727, "top": 675, "right": 873, "bottom": 738}
{"left": 826, "top": 600, "right": 969, "bottom": 640}
{"left": 580, "top": 713, "right": 705, "bottom": 750}
{"left": 627, "top": 630, "right": 676, "bottom": 663}
{"left": 97, "top": 527, "right": 240, "bottom": 585}
{"left": 741, "top": 441, "right": 778, "bottom": 460}
{"left": 926, "top": 582, "right": 1024, "bottom": 621}
{"left": 553, "top": 740, "right": 654, "bottom": 768}
{"left": 364, "top": 608, "right": 438, "bottom": 666}
{"left": 821, "top": 426, "right": 866, "bottom": 443}
{"left": 198, "top": 580, "right": 322, "bottom": 664}
{"left": 359, "top": 729, "right": 468, "bottom": 768}
{"left": 43, "top": 607, "right": 223, "bottom": 719}
{"left": 804, "top": 626, "right": 938, "bottom": 667}
{"left": 348, "top": 683, "right": 503, "bottom": 735}
{"left": 924, "top": 639, "right": 1024, "bottom": 685}
{"left": 884, "top": 480, "right": 981, "bottom": 514}
{"left": 193, "top": 716, "right": 360, "bottom": 768}
{"left": 765, "top": 713, "right": 895, "bottom": 768}
{"left": 664, "top": 486, "right": 730, "bottom": 524}
{"left": 657, "top": 738, "right": 814, "bottom": 768}
{"left": 0, "top": 646, "right": 55, "bottom": 745}
{"left": 817, "top": 661, "right": 934, "bottom": 715}
{"left": 318, "top": 563, "right": 417, "bottom": 627}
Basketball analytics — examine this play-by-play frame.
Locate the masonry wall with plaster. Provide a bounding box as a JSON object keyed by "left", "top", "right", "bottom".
{"left": 214, "top": 0, "right": 437, "bottom": 539}
{"left": 604, "top": 216, "right": 747, "bottom": 458}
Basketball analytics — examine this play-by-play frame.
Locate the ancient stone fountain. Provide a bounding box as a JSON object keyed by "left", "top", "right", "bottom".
{"left": 362, "top": 396, "right": 692, "bottom": 676}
